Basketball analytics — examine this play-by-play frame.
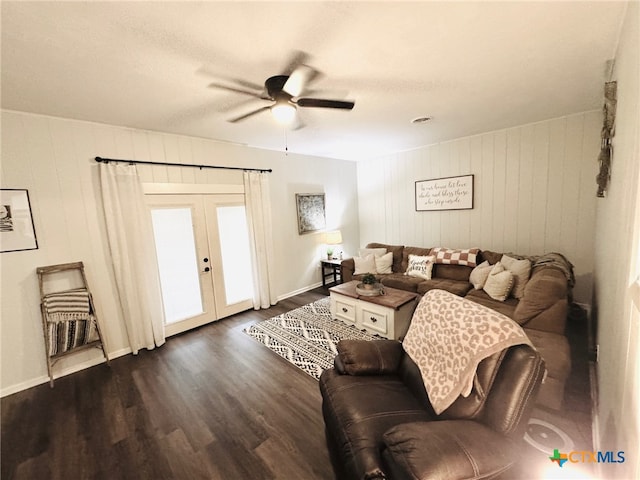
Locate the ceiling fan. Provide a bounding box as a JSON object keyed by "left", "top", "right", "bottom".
{"left": 208, "top": 62, "right": 355, "bottom": 125}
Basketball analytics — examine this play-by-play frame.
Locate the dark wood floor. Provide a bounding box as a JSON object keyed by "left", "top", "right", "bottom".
{"left": 1, "top": 288, "right": 333, "bottom": 480}
{"left": 2, "top": 287, "right": 594, "bottom": 480}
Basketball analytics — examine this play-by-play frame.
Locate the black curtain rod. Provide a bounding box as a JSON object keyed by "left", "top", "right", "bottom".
{"left": 94, "top": 156, "right": 272, "bottom": 173}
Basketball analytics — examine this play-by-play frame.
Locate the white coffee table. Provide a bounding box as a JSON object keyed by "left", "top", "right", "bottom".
{"left": 329, "top": 280, "right": 419, "bottom": 340}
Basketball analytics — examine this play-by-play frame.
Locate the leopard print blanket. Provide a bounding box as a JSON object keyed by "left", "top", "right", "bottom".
{"left": 403, "top": 289, "right": 532, "bottom": 414}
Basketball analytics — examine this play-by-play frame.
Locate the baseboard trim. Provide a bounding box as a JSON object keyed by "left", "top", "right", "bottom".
{"left": 3, "top": 284, "right": 329, "bottom": 397}
{"left": 1, "top": 347, "right": 131, "bottom": 398}
{"left": 590, "top": 361, "right": 601, "bottom": 472}
{"left": 276, "top": 282, "right": 323, "bottom": 302}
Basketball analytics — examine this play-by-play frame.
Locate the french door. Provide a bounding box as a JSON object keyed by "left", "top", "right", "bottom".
{"left": 146, "top": 193, "right": 253, "bottom": 337}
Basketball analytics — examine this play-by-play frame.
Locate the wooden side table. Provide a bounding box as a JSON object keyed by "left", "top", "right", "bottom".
{"left": 321, "top": 259, "right": 342, "bottom": 287}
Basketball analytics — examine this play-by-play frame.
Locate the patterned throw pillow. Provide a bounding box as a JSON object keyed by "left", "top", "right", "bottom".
{"left": 483, "top": 262, "right": 514, "bottom": 301}
{"left": 405, "top": 254, "right": 435, "bottom": 280}
{"left": 469, "top": 260, "right": 493, "bottom": 290}
{"left": 432, "top": 247, "right": 480, "bottom": 267}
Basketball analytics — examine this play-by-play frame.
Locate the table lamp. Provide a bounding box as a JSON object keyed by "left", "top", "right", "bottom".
{"left": 325, "top": 230, "right": 343, "bottom": 260}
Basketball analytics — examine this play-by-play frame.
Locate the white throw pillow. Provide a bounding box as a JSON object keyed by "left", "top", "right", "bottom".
{"left": 354, "top": 254, "right": 376, "bottom": 275}
{"left": 358, "top": 247, "right": 387, "bottom": 258}
{"left": 483, "top": 262, "right": 514, "bottom": 301}
{"left": 405, "top": 254, "right": 435, "bottom": 280}
{"left": 469, "top": 260, "right": 493, "bottom": 290}
{"left": 500, "top": 255, "right": 532, "bottom": 299}
{"left": 374, "top": 252, "right": 393, "bottom": 274}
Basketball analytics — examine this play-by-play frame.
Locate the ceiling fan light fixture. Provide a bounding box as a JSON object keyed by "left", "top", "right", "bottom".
{"left": 271, "top": 103, "right": 297, "bottom": 125}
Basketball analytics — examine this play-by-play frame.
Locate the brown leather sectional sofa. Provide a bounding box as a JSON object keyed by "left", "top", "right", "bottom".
{"left": 340, "top": 242, "right": 574, "bottom": 410}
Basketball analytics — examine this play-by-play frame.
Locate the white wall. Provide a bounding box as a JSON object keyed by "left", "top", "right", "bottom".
{"left": 594, "top": 2, "right": 639, "bottom": 478}
{"left": 357, "top": 111, "right": 601, "bottom": 305}
{"left": 0, "top": 111, "right": 359, "bottom": 395}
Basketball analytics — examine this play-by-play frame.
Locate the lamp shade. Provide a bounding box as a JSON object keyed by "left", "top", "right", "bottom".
{"left": 325, "top": 230, "right": 343, "bottom": 245}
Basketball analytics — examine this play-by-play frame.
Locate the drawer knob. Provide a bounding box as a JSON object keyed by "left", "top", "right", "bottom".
{"left": 342, "top": 307, "right": 348, "bottom": 313}
{"left": 370, "top": 316, "right": 377, "bottom": 323}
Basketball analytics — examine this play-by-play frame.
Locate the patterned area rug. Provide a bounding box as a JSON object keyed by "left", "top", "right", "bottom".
{"left": 244, "top": 297, "right": 376, "bottom": 379}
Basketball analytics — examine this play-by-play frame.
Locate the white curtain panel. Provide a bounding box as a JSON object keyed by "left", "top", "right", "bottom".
{"left": 99, "top": 163, "right": 166, "bottom": 353}
{"left": 243, "top": 171, "right": 277, "bottom": 309}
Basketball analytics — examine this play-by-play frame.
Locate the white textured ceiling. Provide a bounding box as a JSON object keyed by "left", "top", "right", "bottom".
{"left": 1, "top": 1, "right": 627, "bottom": 161}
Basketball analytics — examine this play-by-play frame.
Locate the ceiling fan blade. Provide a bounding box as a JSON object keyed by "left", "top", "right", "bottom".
{"left": 283, "top": 64, "right": 319, "bottom": 97}
{"left": 291, "top": 114, "right": 306, "bottom": 131}
{"left": 228, "top": 105, "right": 272, "bottom": 123}
{"left": 296, "top": 98, "right": 355, "bottom": 110}
{"left": 208, "top": 82, "right": 265, "bottom": 99}
{"left": 282, "top": 50, "right": 311, "bottom": 75}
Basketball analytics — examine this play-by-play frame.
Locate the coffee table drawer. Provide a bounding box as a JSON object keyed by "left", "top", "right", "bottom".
{"left": 331, "top": 294, "right": 357, "bottom": 325}
{"left": 360, "top": 304, "right": 389, "bottom": 336}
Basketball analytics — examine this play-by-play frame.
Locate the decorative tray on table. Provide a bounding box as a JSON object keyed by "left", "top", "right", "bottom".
{"left": 355, "top": 283, "right": 385, "bottom": 296}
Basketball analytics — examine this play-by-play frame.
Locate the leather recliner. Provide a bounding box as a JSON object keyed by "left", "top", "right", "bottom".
{"left": 319, "top": 339, "right": 545, "bottom": 480}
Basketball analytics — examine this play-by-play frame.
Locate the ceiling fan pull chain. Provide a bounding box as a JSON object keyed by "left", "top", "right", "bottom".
{"left": 284, "top": 129, "right": 288, "bottom": 156}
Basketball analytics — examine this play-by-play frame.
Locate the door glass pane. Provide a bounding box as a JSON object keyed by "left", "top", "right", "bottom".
{"left": 216, "top": 206, "right": 253, "bottom": 304}
{"left": 151, "top": 208, "right": 203, "bottom": 324}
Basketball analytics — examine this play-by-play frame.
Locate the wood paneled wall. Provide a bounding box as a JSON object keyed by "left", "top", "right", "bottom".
{"left": 0, "top": 111, "right": 359, "bottom": 395}
{"left": 357, "top": 111, "right": 601, "bottom": 304}
{"left": 593, "top": 3, "right": 640, "bottom": 477}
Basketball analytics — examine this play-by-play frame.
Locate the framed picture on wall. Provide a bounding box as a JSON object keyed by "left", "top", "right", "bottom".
{"left": 295, "top": 193, "right": 326, "bottom": 235}
{"left": 1, "top": 189, "right": 38, "bottom": 253}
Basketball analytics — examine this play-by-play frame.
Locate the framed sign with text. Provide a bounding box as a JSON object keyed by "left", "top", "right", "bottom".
{"left": 415, "top": 175, "right": 474, "bottom": 211}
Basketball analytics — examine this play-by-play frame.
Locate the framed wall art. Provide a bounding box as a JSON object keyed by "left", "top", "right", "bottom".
{"left": 295, "top": 193, "right": 326, "bottom": 235}
{"left": 1, "top": 189, "right": 38, "bottom": 252}
{"left": 415, "top": 174, "right": 474, "bottom": 211}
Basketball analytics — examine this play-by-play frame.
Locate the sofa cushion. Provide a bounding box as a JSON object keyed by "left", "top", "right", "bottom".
{"left": 416, "top": 279, "right": 472, "bottom": 297}
{"left": 432, "top": 247, "right": 480, "bottom": 267}
{"left": 480, "top": 249, "right": 503, "bottom": 265}
{"left": 366, "top": 243, "right": 404, "bottom": 273}
{"left": 514, "top": 268, "right": 568, "bottom": 327}
{"left": 374, "top": 252, "right": 394, "bottom": 274}
{"left": 501, "top": 254, "right": 532, "bottom": 299}
{"left": 469, "top": 260, "right": 493, "bottom": 289}
{"left": 380, "top": 273, "right": 423, "bottom": 293}
{"left": 405, "top": 254, "right": 435, "bottom": 280}
{"left": 523, "top": 328, "right": 571, "bottom": 383}
{"left": 382, "top": 420, "right": 518, "bottom": 480}
{"left": 359, "top": 247, "right": 387, "bottom": 258}
{"left": 401, "top": 246, "right": 433, "bottom": 272}
{"left": 483, "top": 262, "right": 514, "bottom": 301}
{"left": 432, "top": 263, "right": 474, "bottom": 282}
{"left": 353, "top": 254, "right": 376, "bottom": 275}
{"left": 465, "top": 289, "right": 518, "bottom": 318}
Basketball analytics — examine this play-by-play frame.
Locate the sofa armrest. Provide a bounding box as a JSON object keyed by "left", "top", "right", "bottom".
{"left": 382, "top": 420, "right": 518, "bottom": 480}
{"left": 335, "top": 339, "right": 403, "bottom": 375}
{"left": 341, "top": 258, "right": 355, "bottom": 283}
{"left": 514, "top": 267, "right": 568, "bottom": 334}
